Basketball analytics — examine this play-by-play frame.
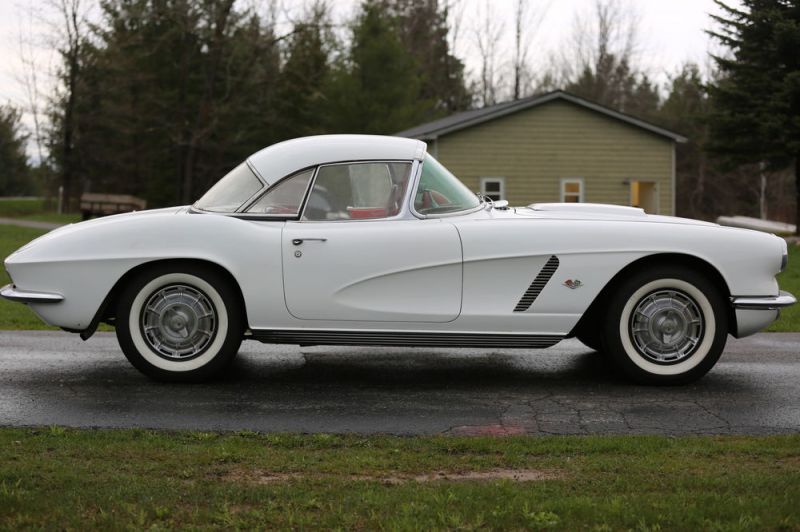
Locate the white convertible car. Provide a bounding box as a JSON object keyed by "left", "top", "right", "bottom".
{"left": 2, "top": 135, "right": 795, "bottom": 384}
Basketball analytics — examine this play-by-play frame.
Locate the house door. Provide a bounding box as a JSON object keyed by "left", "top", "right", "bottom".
{"left": 631, "top": 181, "right": 658, "bottom": 214}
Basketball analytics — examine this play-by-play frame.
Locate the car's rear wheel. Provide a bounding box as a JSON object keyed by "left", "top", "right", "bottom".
{"left": 601, "top": 265, "right": 728, "bottom": 385}
{"left": 115, "top": 264, "right": 244, "bottom": 382}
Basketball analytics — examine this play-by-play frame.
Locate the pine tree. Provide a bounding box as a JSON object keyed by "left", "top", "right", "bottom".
{"left": 0, "top": 105, "right": 31, "bottom": 196}
{"left": 707, "top": 0, "right": 800, "bottom": 231}
{"left": 326, "top": 1, "right": 433, "bottom": 134}
{"left": 53, "top": 0, "right": 282, "bottom": 207}
{"left": 383, "top": 0, "right": 471, "bottom": 112}
{"left": 657, "top": 65, "right": 709, "bottom": 218}
{"left": 275, "top": 4, "right": 332, "bottom": 141}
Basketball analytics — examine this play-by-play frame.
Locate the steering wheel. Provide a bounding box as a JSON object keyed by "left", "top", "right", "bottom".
{"left": 420, "top": 189, "right": 452, "bottom": 210}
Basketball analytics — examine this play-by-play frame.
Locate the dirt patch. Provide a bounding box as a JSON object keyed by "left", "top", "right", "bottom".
{"left": 448, "top": 424, "right": 527, "bottom": 436}
{"left": 222, "top": 468, "right": 563, "bottom": 485}
{"left": 409, "top": 469, "right": 560, "bottom": 482}
{"left": 223, "top": 469, "right": 295, "bottom": 484}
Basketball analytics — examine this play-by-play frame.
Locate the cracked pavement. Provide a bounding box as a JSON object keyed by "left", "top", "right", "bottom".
{"left": 0, "top": 330, "right": 798, "bottom": 435}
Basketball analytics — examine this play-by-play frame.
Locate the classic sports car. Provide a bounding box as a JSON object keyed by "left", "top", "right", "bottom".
{"left": 2, "top": 135, "right": 795, "bottom": 384}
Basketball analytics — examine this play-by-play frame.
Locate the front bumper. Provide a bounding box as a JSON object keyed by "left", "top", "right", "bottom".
{"left": 730, "top": 290, "right": 796, "bottom": 338}
{"left": 0, "top": 284, "right": 64, "bottom": 304}
{"left": 731, "top": 291, "right": 797, "bottom": 310}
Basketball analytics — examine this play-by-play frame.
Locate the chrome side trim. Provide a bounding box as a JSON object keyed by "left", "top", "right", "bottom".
{"left": 731, "top": 291, "right": 796, "bottom": 310}
{"left": 0, "top": 284, "right": 64, "bottom": 304}
{"left": 513, "top": 255, "right": 560, "bottom": 312}
{"left": 250, "top": 329, "right": 563, "bottom": 349}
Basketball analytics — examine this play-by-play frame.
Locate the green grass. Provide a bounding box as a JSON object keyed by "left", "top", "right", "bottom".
{"left": 768, "top": 243, "right": 800, "bottom": 331}
{"left": 0, "top": 429, "right": 798, "bottom": 530}
{"left": 0, "top": 198, "right": 80, "bottom": 224}
{"left": 0, "top": 225, "right": 59, "bottom": 330}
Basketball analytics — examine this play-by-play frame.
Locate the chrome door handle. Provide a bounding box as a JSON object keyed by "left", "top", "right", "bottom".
{"left": 292, "top": 238, "right": 327, "bottom": 245}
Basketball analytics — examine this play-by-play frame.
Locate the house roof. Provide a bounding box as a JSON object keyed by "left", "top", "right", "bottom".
{"left": 395, "top": 90, "right": 688, "bottom": 143}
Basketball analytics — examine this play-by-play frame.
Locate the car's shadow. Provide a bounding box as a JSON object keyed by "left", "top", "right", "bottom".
{"left": 18, "top": 342, "right": 751, "bottom": 394}
{"left": 221, "top": 345, "right": 625, "bottom": 386}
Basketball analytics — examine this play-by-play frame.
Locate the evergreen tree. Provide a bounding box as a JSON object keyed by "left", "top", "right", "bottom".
{"left": 53, "top": 0, "right": 282, "bottom": 207}
{"left": 658, "top": 64, "right": 711, "bottom": 218}
{"left": 707, "top": 0, "right": 800, "bottom": 231}
{"left": 566, "top": 56, "right": 659, "bottom": 118}
{"left": 382, "top": 0, "right": 471, "bottom": 112}
{"left": 275, "top": 4, "right": 332, "bottom": 140}
{"left": 326, "top": 1, "right": 432, "bottom": 134}
{"left": 0, "top": 105, "right": 32, "bottom": 196}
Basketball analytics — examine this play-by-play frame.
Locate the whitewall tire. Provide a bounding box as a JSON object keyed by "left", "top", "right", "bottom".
{"left": 602, "top": 265, "right": 728, "bottom": 385}
{"left": 116, "top": 264, "right": 244, "bottom": 382}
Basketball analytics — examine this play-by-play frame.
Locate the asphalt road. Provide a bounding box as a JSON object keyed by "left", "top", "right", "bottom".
{"left": 1, "top": 330, "right": 798, "bottom": 435}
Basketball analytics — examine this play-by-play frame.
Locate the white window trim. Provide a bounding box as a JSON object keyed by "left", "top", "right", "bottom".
{"left": 560, "top": 177, "right": 584, "bottom": 203}
{"left": 479, "top": 176, "right": 506, "bottom": 201}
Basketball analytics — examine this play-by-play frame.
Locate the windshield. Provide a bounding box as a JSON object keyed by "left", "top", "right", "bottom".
{"left": 194, "top": 163, "right": 264, "bottom": 212}
{"left": 414, "top": 154, "right": 481, "bottom": 215}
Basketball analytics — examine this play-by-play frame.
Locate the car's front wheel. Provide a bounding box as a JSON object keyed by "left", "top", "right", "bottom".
{"left": 115, "top": 264, "right": 244, "bottom": 382}
{"left": 601, "top": 265, "right": 728, "bottom": 385}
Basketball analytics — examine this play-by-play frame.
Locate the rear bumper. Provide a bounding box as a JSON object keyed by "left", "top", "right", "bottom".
{"left": 731, "top": 291, "right": 796, "bottom": 310}
{"left": 0, "top": 284, "right": 64, "bottom": 304}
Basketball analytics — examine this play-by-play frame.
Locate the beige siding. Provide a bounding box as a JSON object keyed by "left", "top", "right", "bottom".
{"left": 433, "top": 100, "right": 674, "bottom": 215}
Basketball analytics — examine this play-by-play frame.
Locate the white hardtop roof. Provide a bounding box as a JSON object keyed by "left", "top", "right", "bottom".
{"left": 247, "top": 134, "right": 428, "bottom": 186}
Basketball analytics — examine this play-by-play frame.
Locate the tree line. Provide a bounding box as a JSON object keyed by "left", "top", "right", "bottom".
{"left": 0, "top": 0, "right": 797, "bottom": 228}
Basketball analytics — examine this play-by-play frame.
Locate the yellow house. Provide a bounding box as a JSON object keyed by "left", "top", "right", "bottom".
{"left": 396, "top": 90, "right": 686, "bottom": 215}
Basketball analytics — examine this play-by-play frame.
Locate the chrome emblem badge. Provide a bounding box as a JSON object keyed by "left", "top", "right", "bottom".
{"left": 563, "top": 279, "right": 583, "bottom": 289}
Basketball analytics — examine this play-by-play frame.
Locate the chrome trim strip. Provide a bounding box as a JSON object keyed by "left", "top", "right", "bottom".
{"left": 250, "top": 329, "right": 563, "bottom": 348}
{"left": 731, "top": 291, "right": 797, "bottom": 310}
{"left": 0, "top": 284, "right": 64, "bottom": 304}
{"left": 513, "top": 255, "right": 560, "bottom": 312}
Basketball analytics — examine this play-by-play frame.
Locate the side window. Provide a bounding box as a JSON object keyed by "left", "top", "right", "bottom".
{"left": 302, "top": 162, "right": 412, "bottom": 221}
{"left": 480, "top": 177, "right": 505, "bottom": 201}
{"left": 560, "top": 177, "right": 584, "bottom": 203}
{"left": 246, "top": 169, "right": 314, "bottom": 215}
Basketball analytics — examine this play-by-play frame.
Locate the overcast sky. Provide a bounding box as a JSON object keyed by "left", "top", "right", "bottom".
{"left": 0, "top": 0, "right": 741, "bottom": 147}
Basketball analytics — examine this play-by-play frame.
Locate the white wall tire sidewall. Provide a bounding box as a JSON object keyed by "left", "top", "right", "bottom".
{"left": 618, "top": 278, "right": 716, "bottom": 377}
{"left": 128, "top": 273, "right": 229, "bottom": 372}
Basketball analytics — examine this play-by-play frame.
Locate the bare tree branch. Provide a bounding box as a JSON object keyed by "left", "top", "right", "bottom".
{"left": 472, "top": 0, "right": 505, "bottom": 106}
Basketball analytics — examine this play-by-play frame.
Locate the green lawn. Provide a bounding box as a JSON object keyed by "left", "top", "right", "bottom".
{"left": 0, "top": 225, "right": 59, "bottom": 330}
{"left": 0, "top": 428, "right": 798, "bottom": 530}
{"left": 0, "top": 198, "right": 80, "bottom": 224}
{"left": 1, "top": 224, "right": 799, "bottom": 331}
{"left": 768, "top": 243, "right": 800, "bottom": 331}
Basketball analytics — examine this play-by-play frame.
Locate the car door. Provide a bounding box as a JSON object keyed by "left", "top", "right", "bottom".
{"left": 281, "top": 161, "right": 463, "bottom": 323}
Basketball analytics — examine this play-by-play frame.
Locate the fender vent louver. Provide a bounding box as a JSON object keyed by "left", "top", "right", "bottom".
{"left": 513, "top": 255, "right": 560, "bottom": 312}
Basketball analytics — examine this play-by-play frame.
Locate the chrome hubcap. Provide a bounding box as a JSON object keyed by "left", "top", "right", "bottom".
{"left": 141, "top": 284, "right": 216, "bottom": 360}
{"left": 630, "top": 289, "right": 703, "bottom": 364}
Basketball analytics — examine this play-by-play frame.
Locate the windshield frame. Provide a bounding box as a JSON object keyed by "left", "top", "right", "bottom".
{"left": 409, "top": 154, "right": 484, "bottom": 219}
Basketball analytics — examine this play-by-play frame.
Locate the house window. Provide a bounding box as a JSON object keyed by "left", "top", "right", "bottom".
{"left": 480, "top": 177, "right": 505, "bottom": 201}
{"left": 560, "top": 178, "right": 584, "bottom": 203}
